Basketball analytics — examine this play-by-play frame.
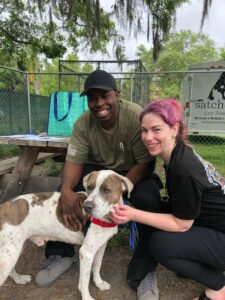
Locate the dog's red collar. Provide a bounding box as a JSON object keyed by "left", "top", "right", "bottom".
{"left": 91, "top": 217, "right": 117, "bottom": 228}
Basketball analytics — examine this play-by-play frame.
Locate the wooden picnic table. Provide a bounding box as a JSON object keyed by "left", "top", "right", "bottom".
{"left": 0, "top": 134, "right": 69, "bottom": 202}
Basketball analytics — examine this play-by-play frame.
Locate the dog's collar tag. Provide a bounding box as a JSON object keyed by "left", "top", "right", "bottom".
{"left": 91, "top": 218, "right": 117, "bottom": 228}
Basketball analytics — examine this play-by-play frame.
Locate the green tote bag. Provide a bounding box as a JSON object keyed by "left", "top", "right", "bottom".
{"left": 48, "top": 92, "right": 88, "bottom": 136}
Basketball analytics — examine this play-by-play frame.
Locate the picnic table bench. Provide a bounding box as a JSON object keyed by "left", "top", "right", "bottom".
{"left": 0, "top": 134, "right": 69, "bottom": 202}
{"left": 0, "top": 153, "right": 57, "bottom": 176}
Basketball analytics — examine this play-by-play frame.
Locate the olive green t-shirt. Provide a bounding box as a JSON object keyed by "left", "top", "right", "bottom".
{"left": 66, "top": 100, "right": 153, "bottom": 171}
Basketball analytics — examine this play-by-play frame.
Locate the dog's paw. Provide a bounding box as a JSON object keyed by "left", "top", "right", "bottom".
{"left": 14, "top": 274, "right": 32, "bottom": 285}
{"left": 96, "top": 280, "right": 111, "bottom": 291}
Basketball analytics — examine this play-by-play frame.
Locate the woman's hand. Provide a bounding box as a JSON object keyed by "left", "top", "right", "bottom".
{"left": 110, "top": 204, "right": 137, "bottom": 224}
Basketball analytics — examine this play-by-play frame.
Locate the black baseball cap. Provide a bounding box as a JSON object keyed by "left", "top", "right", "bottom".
{"left": 80, "top": 69, "right": 117, "bottom": 96}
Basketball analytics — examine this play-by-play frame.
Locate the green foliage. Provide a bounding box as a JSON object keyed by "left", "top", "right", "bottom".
{"left": 0, "top": 1, "right": 67, "bottom": 69}
{"left": 193, "top": 144, "right": 225, "bottom": 177}
{"left": 108, "top": 227, "right": 130, "bottom": 250}
{"left": 0, "top": 0, "right": 215, "bottom": 70}
{"left": 136, "top": 30, "right": 219, "bottom": 99}
{"left": 145, "top": 0, "right": 187, "bottom": 61}
{"left": 44, "top": 158, "right": 63, "bottom": 177}
{"left": 220, "top": 49, "right": 225, "bottom": 60}
{"left": 30, "top": 53, "right": 95, "bottom": 96}
{"left": 114, "top": 0, "right": 187, "bottom": 62}
{"left": 31, "top": 58, "right": 60, "bottom": 96}
{"left": 60, "top": 58, "right": 94, "bottom": 91}
{"left": 138, "top": 30, "right": 219, "bottom": 72}
{"left": 156, "top": 137, "right": 225, "bottom": 188}
{"left": 0, "top": 0, "right": 118, "bottom": 69}
{"left": 0, "top": 145, "right": 20, "bottom": 160}
{"left": 0, "top": 68, "right": 26, "bottom": 92}
{"left": 188, "top": 135, "right": 225, "bottom": 176}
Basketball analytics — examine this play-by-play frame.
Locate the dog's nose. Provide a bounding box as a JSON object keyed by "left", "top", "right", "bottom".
{"left": 83, "top": 201, "right": 94, "bottom": 214}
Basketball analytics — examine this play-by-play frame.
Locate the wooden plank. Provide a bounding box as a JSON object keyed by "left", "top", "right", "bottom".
{"left": 0, "top": 157, "right": 18, "bottom": 175}
{"left": 27, "top": 140, "right": 48, "bottom": 147}
{"left": 0, "top": 135, "right": 29, "bottom": 146}
{"left": 0, "top": 174, "right": 61, "bottom": 196}
{"left": 48, "top": 138, "right": 69, "bottom": 148}
{"left": 1, "top": 146, "right": 40, "bottom": 201}
{"left": 0, "top": 137, "right": 10, "bottom": 144}
{"left": 0, "top": 135, "right": 69, "bottom": 147}
{"left": 0, "top": 153, "right": 57, "bottom": 176}
{"left": 9, "top": 139, "right": 29, "bottom": 146}
{"left": 37, "top": 153, "right": 59, "bottom": 162}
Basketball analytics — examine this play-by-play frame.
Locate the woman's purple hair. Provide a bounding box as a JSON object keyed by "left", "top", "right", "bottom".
{"left": 140, "top": 98, "right": 188, "bottom": 144}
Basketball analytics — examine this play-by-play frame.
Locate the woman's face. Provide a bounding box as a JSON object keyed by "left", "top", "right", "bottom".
{"left": 141, "top": 112, "right": 178, "bottom": 163}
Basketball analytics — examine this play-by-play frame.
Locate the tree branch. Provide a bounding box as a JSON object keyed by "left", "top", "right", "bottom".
{"left": 0, "top": 26, "right": 33, "bottom": 45}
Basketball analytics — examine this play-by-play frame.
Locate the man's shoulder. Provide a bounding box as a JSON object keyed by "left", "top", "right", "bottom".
{"left": 119, "top": 99, "right": 143, "bottom": 115}
{"left": 75, "top": 110, "right": 91, "bottom": 125}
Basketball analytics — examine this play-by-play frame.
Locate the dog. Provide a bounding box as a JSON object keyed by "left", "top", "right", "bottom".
{"left": 0, "top": 170, "right": 133, "bottom": 300}
{"left": 208, "top": 72, "right": 225, "bottom": 100}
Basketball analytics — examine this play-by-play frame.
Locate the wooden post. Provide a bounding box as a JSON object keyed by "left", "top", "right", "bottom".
{"left": 1, "top": 146, "right": 39, "bottom": 202}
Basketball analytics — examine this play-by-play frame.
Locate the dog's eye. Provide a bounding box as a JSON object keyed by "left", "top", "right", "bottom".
{"left": 102, "top": 188, "right": 112, "bottom": 194}
{"left": 86, "top": 185, "right": 94, "bottom": 192}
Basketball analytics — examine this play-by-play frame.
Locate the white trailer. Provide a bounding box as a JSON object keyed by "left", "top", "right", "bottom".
{"left": 180, "top": 61, "right": 225, "bottom": 135}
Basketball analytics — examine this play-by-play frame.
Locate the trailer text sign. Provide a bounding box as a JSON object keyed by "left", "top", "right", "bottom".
{"left": 184, "top": 72, "right": 225, "bottom": 134}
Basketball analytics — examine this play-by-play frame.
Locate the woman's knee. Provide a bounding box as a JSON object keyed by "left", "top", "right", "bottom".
{"left": 149, "top": 231, "right": 181, "bottom": 263}
{"left": 149, "top": 231, "right": 167, "bottom": 260}
{"left": 130, "top": 178, "right": 161, "bottom": 211}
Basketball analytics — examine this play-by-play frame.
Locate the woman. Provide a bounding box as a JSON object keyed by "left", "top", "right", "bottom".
{"left": 111, "top": 99, "right": 225, "bottom": 300}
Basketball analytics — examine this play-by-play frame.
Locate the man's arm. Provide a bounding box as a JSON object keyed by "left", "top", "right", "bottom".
{"left": 60, "top": 161, "right": 85, "bottom": 228}
{"left": 61, "top": 161, "right": 83, "bottom": 190}
{"left": 126, "top": 160, "right": 156, "bottom": 185}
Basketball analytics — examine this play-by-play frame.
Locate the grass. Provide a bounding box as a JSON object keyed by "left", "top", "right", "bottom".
{"left": 155, "top": 137, "right": 225, "bottom": 179}
{"left": 192, "top": 143, "right": 225, "bottom": 176}
{"left": 192, "top": 137, "right": 225, "bottom": 177}
{"left": 190, "top": 136, "right": 225, "bottom": 177}
{"left": 44, "top": 158, "right": 63, "bottom": 176}
{"left": 108, "top": 227, "right": 130, "bottom": 251}
{"left": 0, "top": 145, "right": 20, "bottom": 160}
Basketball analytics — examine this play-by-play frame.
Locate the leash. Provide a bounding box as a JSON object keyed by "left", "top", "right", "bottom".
{"left": 120, "top": 199, "right": 139, "bottom": 253}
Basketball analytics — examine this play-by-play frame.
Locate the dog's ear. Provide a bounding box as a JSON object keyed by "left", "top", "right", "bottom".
{"left": 117, "top": 175, "right": 134, "bottom": 198}
{"left": 83, "top": 173, "right": 91, "bottom": 190}
{"left": 77, "top": 191, "right": 87, "bottom": 198}
{"left": 83, "top": 171, "right": 98, "bottom": 191}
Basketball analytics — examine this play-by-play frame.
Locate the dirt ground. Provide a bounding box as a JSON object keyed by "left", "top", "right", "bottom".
{"left": 0, "top": 162, "right": 205, "bottom": 300}
{"left": 1, "top": 240, "right": 204, "bottom": 300}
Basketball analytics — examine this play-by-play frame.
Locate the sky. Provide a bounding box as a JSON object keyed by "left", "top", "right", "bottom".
{"left": 80, "top": 0, "right": 225, "bottom": 60}
{"left": 176, "top": 0, "right": 225, "bottom": 49}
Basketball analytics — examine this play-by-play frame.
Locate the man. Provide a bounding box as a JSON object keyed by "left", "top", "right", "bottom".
{"left": 35, "top": 70, "right": 162, "bottom": 299}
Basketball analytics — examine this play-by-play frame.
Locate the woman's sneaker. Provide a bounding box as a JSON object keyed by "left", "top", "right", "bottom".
{"left": 137, "top": 271, "right": 159, "bottom": 300}
{"left": 35, "top": 254, "right": 77, "bottom": 287}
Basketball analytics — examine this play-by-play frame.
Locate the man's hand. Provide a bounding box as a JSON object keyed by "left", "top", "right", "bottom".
{"left": 59, "top": 189, "right": 85, "bottom": 229}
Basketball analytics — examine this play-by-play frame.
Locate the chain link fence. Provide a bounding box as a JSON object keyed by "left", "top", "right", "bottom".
{"left": 0, "top": 63, "right": 224, "bottom": 176}
{"left": 0, "top": 67, "right": 50, "bottom": 135}
{"left": 150, "top": 68, "right": 225, "bottom": 176}
{"left": 59, "top": 59, "right": 150, "bottom": 107}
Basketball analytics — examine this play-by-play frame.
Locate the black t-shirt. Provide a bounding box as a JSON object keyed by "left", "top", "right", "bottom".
{"left": 165, "top": 140, "right": 225, "bottom": 233}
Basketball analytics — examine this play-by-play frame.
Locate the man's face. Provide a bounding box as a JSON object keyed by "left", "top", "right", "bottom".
{"left": 86, "top": 88, "right": 119, "bottom": 129}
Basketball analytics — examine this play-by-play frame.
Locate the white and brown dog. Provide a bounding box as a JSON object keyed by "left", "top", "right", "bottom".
{"left": 0, "top": 170, "right": 133, "bottom": 300}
